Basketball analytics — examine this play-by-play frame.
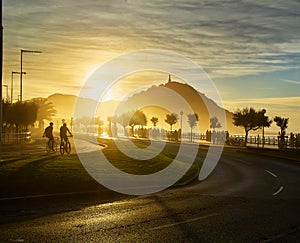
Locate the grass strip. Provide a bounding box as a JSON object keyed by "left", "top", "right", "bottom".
{"left": 0, "top": 138, "right": 201, "bottom": 198}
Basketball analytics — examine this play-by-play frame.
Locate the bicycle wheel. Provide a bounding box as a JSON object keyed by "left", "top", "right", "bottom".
{"left": 46, "top": 143, "right": 51, "bottom": 153}
{"left": 53, "top": 141, "right": 58, "bottom": 152}
{"left": 66, "top": 141, "right": 71, "bottom": 154}
{"left": 60, "top": 143, "right": 65, "bottom": 155}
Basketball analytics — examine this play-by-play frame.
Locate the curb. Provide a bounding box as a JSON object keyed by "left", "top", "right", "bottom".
{"left": 174, "top": 162, "right": 200, "bottom": 187}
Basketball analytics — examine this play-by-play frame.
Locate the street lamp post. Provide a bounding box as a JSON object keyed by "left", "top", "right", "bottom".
{"left": 180, "top": 111, "right": 183, "bottom": 140}
{"left": 20, "top": 49, "right": 42, "bottom": 102}
{"left": 11, "top": 71, "right": 26, "bottom": 103}
{"left": 262, "top": 109, "right": 266, "bottom": 149}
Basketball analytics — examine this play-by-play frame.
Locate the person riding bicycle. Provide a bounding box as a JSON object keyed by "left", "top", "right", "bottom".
{"left": 43, "top": 122, "right": 54, "bottom": 151}
{"left": 60, "top": 123, "right": 72, "bottom": 145}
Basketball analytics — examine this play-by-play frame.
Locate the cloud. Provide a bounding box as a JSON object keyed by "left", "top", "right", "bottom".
{"left": 283, "top": 79, "right": 300, "bottom": 85}
{"left": 2, "top": 0, "right": 299, "bottom": 100}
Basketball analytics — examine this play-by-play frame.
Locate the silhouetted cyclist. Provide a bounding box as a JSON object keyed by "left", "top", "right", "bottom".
{"left": 43, "top": 122, "right": 54, "bottom": 151}
{"left": 60, "top": 123, "right": 72, "bottom": 145}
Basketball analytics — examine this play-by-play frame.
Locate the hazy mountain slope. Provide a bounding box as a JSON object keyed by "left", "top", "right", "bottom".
{"left": 46, "top": 82, "right": 242, "bottom": 133}
{"left": 118, "top": 81, "right": 241, "bottom": 133}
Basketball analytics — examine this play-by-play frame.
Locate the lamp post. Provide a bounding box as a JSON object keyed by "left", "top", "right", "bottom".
{"left": 262, "top": 109, "right": 266, "bottom": 149}
{"left": 180, "top": 111, "right": 183, "bottom": 140}
{"left": 20, "top": 49, "right": 42, "bottom": 102}
{"left": 2, "top": 84, "right": 8, "bottom": 101}
{"left": 11, "top": 71, "right": 26, "bottom": 103}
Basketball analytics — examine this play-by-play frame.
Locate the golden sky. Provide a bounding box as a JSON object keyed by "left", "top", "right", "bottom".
{"left": 2, "top": 0, "right": 300, "bottom": 132}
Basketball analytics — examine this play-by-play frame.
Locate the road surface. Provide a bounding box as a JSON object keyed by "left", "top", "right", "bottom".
{"left": 0, "top": 143, "right": 300, "bottom": 242}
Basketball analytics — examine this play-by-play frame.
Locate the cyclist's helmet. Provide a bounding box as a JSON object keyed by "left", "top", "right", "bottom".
{"left": 63, "top": 123, "right": 67, "bottom": 126}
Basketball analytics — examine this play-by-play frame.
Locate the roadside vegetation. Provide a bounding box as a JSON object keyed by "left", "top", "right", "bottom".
{"left": 0, "top": 139, "right": 201, "bottom": 198}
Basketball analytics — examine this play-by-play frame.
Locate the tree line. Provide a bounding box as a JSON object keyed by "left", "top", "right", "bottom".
{"left": 74, "top": 107, "right": 291, "bottom": 148}
{"left": 232, "top": 107, "right": 289, "bottom": 148}
{"left": 74, "top": 110, "right": 223, "bottom": 142}
{"left": 2, "top": 95, "right": 292, "bottom": 149}
{"left": 2, "top": 98, "right": 56, "bottom": 133}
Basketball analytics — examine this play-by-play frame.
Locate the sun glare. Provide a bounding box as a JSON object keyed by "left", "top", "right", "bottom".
{"left": 102, "top": 89, "right": 114, "bottom": 101}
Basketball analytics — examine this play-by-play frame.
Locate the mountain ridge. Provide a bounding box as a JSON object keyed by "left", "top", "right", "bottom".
{"left": 45, "top": 82, "right": 242, "bottom": 133}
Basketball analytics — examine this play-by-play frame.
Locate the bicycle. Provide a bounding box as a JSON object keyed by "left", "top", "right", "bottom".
{"left": 45, "top": 137, "right": 59, "bottom": 154}
{"left": 60, "top": 136, "right": 72, "bottom": 155}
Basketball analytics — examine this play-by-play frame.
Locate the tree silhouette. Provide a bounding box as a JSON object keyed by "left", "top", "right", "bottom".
{"left": 137, "top": 110, "right": 147, "bottom": 128}
{"left": 31, "top": 98, "right": 57, "bottom": 130}
{"left": 2, "top": 100, "right": 11, "bottom": 129}
{"left": 94, "top": 117, "right": 104, "bottom": 135}
{"left": 129, "top": 110, "right": 147, "bottom": 136}
{"left": 107, "top": 116, "right": 113, "bottom": 136}
{"left": 150, "top": 117, "right": 158, "bottom": 127}
{"left": 233, "top": 107, "right": 272, "bottom": 146}
{"left": 115, "top": 112, "right": 131, "bottom": 136}
{"left": 22, "top": 102, "right": 38, "bottom": 131}
{"left": 187, "top": 113, "right": 199, "bottom": 142}
{"left": 165, "top": 113, "right": 178, "bottom": 132}
{"left": 210, "top": 116, "right": 221, "bottom": 130}
{"left": 5, "top": 101, "right": 38, "bottom": 133}
{"left": 274, "top": 116, "right": 289, "bottom": 148}
{"left": 75, "top": 116, "right": 92, "bottom": 133}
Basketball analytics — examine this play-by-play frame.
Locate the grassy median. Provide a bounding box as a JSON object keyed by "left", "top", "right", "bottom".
{"left": 0, "top": 139, "right": 200, "bottom": 198}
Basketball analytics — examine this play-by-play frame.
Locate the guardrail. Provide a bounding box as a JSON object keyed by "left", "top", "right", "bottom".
{"left": 1, "top": 132, "right": 31, "bottom": 144}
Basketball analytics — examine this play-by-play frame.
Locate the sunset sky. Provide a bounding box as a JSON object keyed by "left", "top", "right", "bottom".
{"left": 2, "top": 0, "right": 300, "bottom": 132}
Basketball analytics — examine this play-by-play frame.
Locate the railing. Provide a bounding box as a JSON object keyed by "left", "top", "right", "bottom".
{"left": 152, "top": 131, "right": 300, "bottom": 149}
{"left": 227, "top": 134, "right": 300, "bottom": 148}
{"left": 1, "top": 132, "right": 31, "bottom": 144}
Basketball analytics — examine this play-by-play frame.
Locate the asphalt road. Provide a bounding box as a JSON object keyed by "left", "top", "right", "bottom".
{"left": 1, "top": 143, "right": 300, "bottom": 242}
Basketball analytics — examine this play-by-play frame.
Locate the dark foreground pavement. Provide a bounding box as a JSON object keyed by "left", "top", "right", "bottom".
{"left": 0, "top": 144, "right": 300, "bottom": 242}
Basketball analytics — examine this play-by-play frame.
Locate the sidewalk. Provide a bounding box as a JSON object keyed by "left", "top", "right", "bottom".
{"left": 1, "top": 136, "right": 299, "bottom": 162}
{"left": 160, "top": 138, "right": 300, "bottom": 162}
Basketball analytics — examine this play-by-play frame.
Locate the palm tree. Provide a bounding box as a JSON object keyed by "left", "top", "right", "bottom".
{"left": 165, "top": 113, "right": 178, "bottom": 132}
{"left": 31, "top": 98, "right": 57, "bottom": 131}
{"left": 274, "top": 116, "right": 289, "bottom": 148}
{"left": 187, "top": 113, "right": 199, "bottom": 142}
{"left": 22, "top": 101, "right": 38, "bottom": 131}
{"left": 150, "top": 117, "right": 158, "bottom": 127}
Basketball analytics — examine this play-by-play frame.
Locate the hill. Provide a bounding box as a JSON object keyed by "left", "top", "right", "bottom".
{"left": 116, "top": 81, "right": 241, "bottom": 133}
{"left": 45, "top": 82, "right": 242, "bottom": 134}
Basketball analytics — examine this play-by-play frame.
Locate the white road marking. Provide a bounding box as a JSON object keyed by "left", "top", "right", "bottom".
{"left": 265, "top": 170, "right": 284, "bottom": 195}
{"left": 272, "top": 186, "right": 284, "bottom": 196}
{"left": 151, "top": 213, "right": 218, "bottom": 230}
{"left": 265, "top": 170, "right": 277, "bottom": 178}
